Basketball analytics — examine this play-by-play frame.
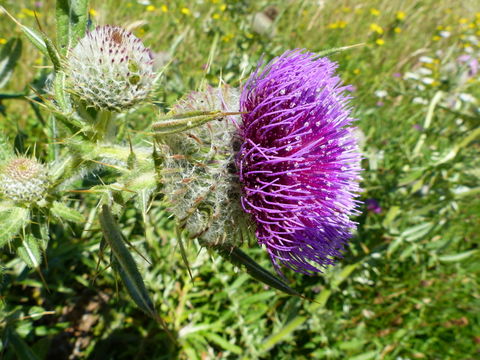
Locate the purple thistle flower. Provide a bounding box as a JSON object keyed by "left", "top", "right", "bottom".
{"left": 237, "top": 50, "right": 362, "bottom": 274}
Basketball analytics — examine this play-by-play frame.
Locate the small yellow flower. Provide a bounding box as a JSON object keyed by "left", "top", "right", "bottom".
{"left": 89, "top": 8, "right": 97, "bottom": 17}
{"left": 34, "top": 57, "right": 42, "bottom": 64}
{"left": 396, "top": 11, "right": 406, "bottom": 21}
{"left": 21, "top": 8, "right": 36, "bottom": 17}
{"left": 161, "top": 5, "right": 168, "bottom": 12}
{"left": 221, "top": 33, "right": 234, "bottom": 42}
{"left": 246, "top": 32, "right": 254, "bottom": 39}
{"left": 459, "top": 18, "right": 468, "bottom": 24}
{"left": 135, "top": 28, "right": 146, "bottom": 37}
{"left": 468, "top": 23, "right": 475, "bottom": 29}
{"left": 376, "top": 38, "right": 385, "bottom": 46}
{"left": 220, "top": 4, "right": 227, "bottom": 11}
{"left": 431, "top": 80, "right": 440, "bottom": 87}
{"left": 432, "top": 35, "right": 441, "bottom": 41}
{"left": 328, "top": 22, "right": 339, "bottom": 29}
{"left": 212, "top": 13, "right": 220, "bottom": 20}
{"left": 353, "top": 68, "right": 361, "bottom": 75}
{"left": 181, "top": 7, "right": 191, "bottom": 15}
{"left": 0, "top": 38, "right": 7, "bottom": 45}
{"left": 146, "top": 5, "right": 155, "bottom": 12}
{"left": 338, "top": 20, "right": 347, "bottom": 28}
{"left": 393, "top": 27, "right": 401, "bottom": 33}
{"left": 369, "top": 23, "right": 384, "bottom": 34}
{"left": 370, "top": 8, "right": 380, "bottom": 16}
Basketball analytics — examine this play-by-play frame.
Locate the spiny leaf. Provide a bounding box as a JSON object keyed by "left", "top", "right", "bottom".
{"left": 51, "top": 201, "right": 85, "bottom": 223}
{"left": 17, "top": 234, "right": 42, "bottom": 268}
{"left": 56, "top": 0, "right": 89, "bottom": 56}
{"left": 0, "top": 206, "right": 29, "bottom": 247}
{"left": 0, "top": 37, "right": 22, "bottom": 88}
{"left": 99, "top": 205, "right": 159, "bottom": 319}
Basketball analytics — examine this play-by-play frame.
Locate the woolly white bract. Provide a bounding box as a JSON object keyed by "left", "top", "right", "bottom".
{"left": 158, "top": 87, "right": 249, "bottom": 247}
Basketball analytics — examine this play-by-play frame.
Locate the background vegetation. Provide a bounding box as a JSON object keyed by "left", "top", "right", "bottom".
{"left": 0, "top": 0, "right": 479, "bottom": 359}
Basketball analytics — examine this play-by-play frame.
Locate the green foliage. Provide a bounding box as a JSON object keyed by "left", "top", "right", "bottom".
{"left": 0, "top": 38, "right": 22, "bottom": 89}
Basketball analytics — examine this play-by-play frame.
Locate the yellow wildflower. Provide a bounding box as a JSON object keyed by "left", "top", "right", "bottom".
{"left": 396, "top": 11, "right": 406, "bottom": 21}
{"left": 459, "top": 18, "right": 468, "bottom": 24}
{"left": 370, "top": 8, "right": 380, "bottom": 16}
{"left": 369, "top": 23, "right": 384, "bottom": 34}
{"left": 353, "top": 68, "right": 361, "bottom": 75}
{"left": 89, "top": 8, "right": 97, "bottom": 16}
{"left": 394, "top": 27, "right": 401, "bottom": 33}
{"left": 21, "top": 8, "right": 36, "bottom": 17}
{"left": 376, "top": 38, "right": 385, "bottom": 46}
{"left": 221, "top": 33, "right": 234, "bottom": 42}
{"left": 146, "top": 5, "right": 155, "bottom": 12}
{"left": 161, "top": 5, "right": 168, "bottom": 12}
{"left": 220, "top": 4, "right": 227, "bottom": 11}
{"left": 432, "top": 35, "right": 441, "bottom": 41}
{"left": 212, "top": 13, "right": 220, "bottom": 20}
{"left": 0, "top": 38, "right": 7, "bottom": 45}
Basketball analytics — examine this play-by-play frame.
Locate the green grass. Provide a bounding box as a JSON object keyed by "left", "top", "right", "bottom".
{"left": 1, "top": 0, "right": 479, "bottom": 359}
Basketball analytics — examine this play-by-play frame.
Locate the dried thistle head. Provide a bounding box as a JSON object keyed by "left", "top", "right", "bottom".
{"left": 0, "top": 157, "right": 48, "bottom": 203}
{"left": 66, "top": 25, "right": 155, "bottom": 111}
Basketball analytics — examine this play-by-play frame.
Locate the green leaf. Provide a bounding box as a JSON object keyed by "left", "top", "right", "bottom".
{"left": 56, "top": 0, "right": 89, "bottom": 56}
{"left": 0, "top": 37, "right": 22, "bottom": 88}
{"left": 438, "top": 250, "right": 478, "bottom": 263}
{"left": 0, "top": 206, "right": 29, "bottom": 247}
{"left": 17, "top": 235, "right": 42, "bottom": 268}
{"left": 7, "top": 330, "right": 41, "bottom": 360}
{"left": 98, "top": 205, "right": 157, "bottom": 318}
{"left": 51, "top": 201, "right": 85, "bottom": 223}
{"left": 203, "top": 332, "right": 242, "bottom": 355}
{"left": 0, "top": 132, "right": 13, "bottom": 161}
{"left": 215, "top": 246, "right": 301, "bottom": 297}
{"left": 260, "top": 315, "right": 307, "bottom": 352}
{"left": 0, "top": 7, "right": 48, "bottom": 56}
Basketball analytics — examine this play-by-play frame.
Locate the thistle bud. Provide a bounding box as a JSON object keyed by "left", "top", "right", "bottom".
{"left": 0, "top": 157, "right": 48, "bottom": 203}
{"left": 159, "top": 86, "right": 247, "bottom": 247}
{"left": 66, "top": 25, "right": 155, "bottom": 111}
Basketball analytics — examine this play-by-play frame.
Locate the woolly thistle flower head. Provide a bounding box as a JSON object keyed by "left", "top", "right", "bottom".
{"left": 66, "top": 25, "right": 155, "bottom": 111}
{"left": 159, "top": 86, "right": 247, "bottom": 247}
{"left": 237, "top": 50, "right": 362, "bottom": 274}
{"left": 0, "top": 157, "right": 48, "bottom": 203}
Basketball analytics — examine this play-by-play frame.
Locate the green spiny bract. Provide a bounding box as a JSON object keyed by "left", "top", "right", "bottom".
{"left": 0, "top": 157, "right": 48, "bottom": 204}
{"left": 158, "top": 86, "right": 249, "bottom": 247}
{"left": 66, "top": 25, "right": 155, "bottom": 112}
